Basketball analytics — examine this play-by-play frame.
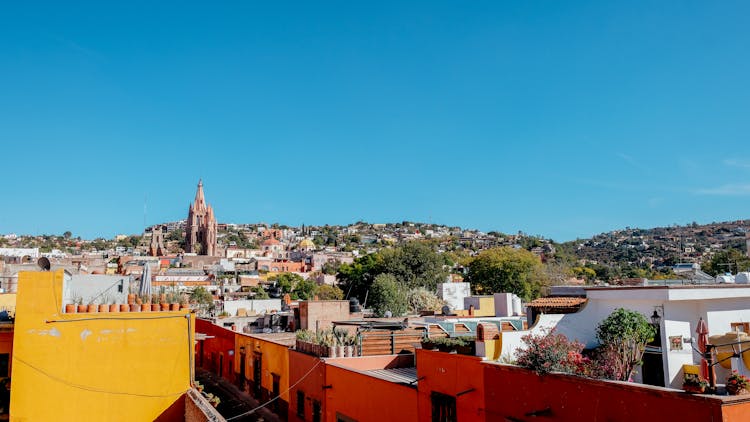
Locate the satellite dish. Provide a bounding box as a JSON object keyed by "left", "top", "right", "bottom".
{"left": 37, "top": 257, "right": 51, "bottom": 271}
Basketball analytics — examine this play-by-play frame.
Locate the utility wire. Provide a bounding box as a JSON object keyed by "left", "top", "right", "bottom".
{"left": 13, "top": 354, "right": 189, "bottom": 398}
{"left": 225, "top": 359, "right": 323, "bottom": 421}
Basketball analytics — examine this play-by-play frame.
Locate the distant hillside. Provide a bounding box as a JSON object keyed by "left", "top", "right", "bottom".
{"left": 560, "top": 219, "right": 750, "bottom": 269}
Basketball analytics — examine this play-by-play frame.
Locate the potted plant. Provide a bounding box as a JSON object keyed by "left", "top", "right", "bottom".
{"left": 140, "top": 295, "right": 151, "bottom": 312}
{"left": 76, "top": 297, "right": 87, "bottom": 313}
{"left": 455, "top": 336, "right": 476, "bottom": 355}
{"left": 120, "top": 303, "right": 130, "bottom": 312}
{"left": 683, "top": 375, "right": 709, "bottom": 393}
{"left": 169, "top": 293, "right": 180, "bottom": 311}
{"left": 151, "top": 294, "right": 160, "bottom": 311}
{"left": 726, "top": 371, "right": 750, "bottom": 395}
{"left": 98, "top": 295, "right": 110, "bottom": 313}
{"left": 345, "top": 333, "right": 357, "bottom": 357}
{"left": 334, "top": 328, "right": 347, "bottom": 358}
{"left": 179, "top": 294, "right": 190, "bottom": 310}
{"left": 109, "top": 299, "right": 120, "bottom": 313}
{"left": 421, "top": 337, "right": 436, "bottom": 350}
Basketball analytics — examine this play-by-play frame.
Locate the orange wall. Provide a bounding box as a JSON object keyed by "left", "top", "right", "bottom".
{"left": 289, "top": 350, "right": 326, "bottom": 422}
{"left": 483, "top": 363, "right": 739, "bottom": 422}
{"left": 416, "top": 350, "right": 485, "bottom": 422}
{"left": 721, "top": 399, "right": 750, "bottom": 422}
{"left": 324, "top": 362, "right": 417, "bottom": 422}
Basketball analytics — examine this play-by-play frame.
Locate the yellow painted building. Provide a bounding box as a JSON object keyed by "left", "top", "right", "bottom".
{"left": 10, "top": 270, "right": 195, "bottom": 421}
{"left": 235, "top": 332, "right": 294, "bottom": 412}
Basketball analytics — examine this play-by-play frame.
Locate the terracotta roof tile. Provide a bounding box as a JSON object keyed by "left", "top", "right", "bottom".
{"left": 526, "top": 297, "right": 587, "bottom": 308}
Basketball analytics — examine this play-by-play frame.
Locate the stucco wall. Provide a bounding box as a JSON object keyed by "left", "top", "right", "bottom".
{"left": 483, "top": 363, "right": 743, "bottom": 421}
{"left": 222, "top": 299, "right": 282, "bottom": 316}
{"left": 11, "top": 270, "right": 194, "bottom": 421}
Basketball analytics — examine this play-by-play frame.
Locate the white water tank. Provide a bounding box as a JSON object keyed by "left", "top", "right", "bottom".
{"left": 736, "top": 272, "right": 750, "bottom": 284}
{"left": 512, "top": 295, "right": 523, "bottom": 315}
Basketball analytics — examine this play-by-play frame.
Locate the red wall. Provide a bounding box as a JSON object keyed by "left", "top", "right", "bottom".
{"left": 416, "top": 350, "right": 485, "bottom": 422}
{"left": 195, "top": 319, "right": 236, "bottom": 382}
{"left": 483, "top": 363, "right": 742, "bottom": 422}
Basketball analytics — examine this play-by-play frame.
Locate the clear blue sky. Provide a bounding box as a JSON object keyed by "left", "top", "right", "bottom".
{"left": 2, "top": 1, "right": 749, "bottom": 241}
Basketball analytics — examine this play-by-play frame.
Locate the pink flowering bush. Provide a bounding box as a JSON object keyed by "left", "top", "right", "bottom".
{"left": 515, "top": 329, "right": 589, "bottom": 375}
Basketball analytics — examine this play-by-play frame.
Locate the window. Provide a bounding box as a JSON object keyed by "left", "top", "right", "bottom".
{"left": 431, "top": 392, "right": 456, "bottom": 422}
{"left": 253, "top": 352, "right": 262, "bottom": 397}
{"left": 731, "top": 322, "right": 750, "bottom": 334}
{"left": 297, "top": 390, "right": 305, "bottom": 418}
{"left": 0, "top": 354, "right": 8, "bottom": 378}
{"left": 312, "top": 400, "right": 321, "bottom": 422}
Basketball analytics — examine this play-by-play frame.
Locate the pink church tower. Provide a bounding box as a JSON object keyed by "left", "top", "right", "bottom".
{"left": 185, "top": 180, "right": 218, "bottom": 256}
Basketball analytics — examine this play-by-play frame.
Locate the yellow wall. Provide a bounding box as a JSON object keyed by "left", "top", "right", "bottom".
{"left": 10, "top": 270, "right": 194, "bottom": 422}
{"left": 235, "top": 334, "right": 290, "bottom": 403}
{"left": 472, "top": 297, "right": 496, "bottom": 317}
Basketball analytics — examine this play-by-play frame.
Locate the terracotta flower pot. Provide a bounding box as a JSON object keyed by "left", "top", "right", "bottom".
{"left": 130, "top": 304, "right": 141, "bottom": 312}
{"left": 65, "top": 304, "right": 77, "bottom": 313}
{"left": 151, "top": 303, "right": 160, "bottom": 311}
{"left": 77, "top": 305, "right": 87, "bottom": 313}
{"left": 110, "top": 304, "right": 120, "bottom": 312}
{"left": 161, "top": 303, "right": 170, "bottom": 311}
{"left": 120, "top": 304, "right": 130, "bottom": 312}
{"left": 99, "top": 304, "right": 109, "bottom": 313}
{"left": 170, "top": 303, "right": 180, "bottom": 311}
{"left": 180, "top": 304, "right": 189, "bottom": 311}
{"left": 727, "top": 385, "right": 749, "bottom": 395}
{"left": 127, "top": 294, "right": 136, "bottom": 304}
{"left": 141, "top": 304, "right": 151, "bottom": 312}
{"left": 87, "top": 304, "right": 98, "bottom": 313}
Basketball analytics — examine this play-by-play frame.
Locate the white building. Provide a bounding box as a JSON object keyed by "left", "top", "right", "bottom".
{"left": 500, "top": 283, "right": 750, "bottom": 389}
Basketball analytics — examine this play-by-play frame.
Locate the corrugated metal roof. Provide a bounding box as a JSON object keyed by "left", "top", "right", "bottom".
{"left": 366, "top": 367, "right": 418, "bottom": 386}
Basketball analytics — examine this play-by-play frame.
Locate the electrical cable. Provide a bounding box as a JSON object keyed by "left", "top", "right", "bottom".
{"left": 225, "top": 359, "right": 323, "bottom": 421}
{"left": 13, "top": 354, "right": 189, "bottom": 398}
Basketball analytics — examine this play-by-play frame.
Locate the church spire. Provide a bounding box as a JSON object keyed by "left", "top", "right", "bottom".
{"left": 194, "top": 179, "right": 206, "bottom": 211}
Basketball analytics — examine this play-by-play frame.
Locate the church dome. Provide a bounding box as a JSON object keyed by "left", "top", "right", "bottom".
{"left": 299, "top": 238, "right": 315, "bottom": 249}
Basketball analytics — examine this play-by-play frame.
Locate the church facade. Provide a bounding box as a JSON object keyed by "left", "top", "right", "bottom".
{"left": 185, "top": 180, "right": 218, "bottom": 256}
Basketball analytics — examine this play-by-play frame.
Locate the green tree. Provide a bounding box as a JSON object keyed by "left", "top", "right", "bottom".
{"left": 295, "top": 277, "right": 318, "bottom": 300}
{"left": 252, "top": 286, "right": 270, "bottom": 299}
{"left": 595, "top": 308, "right": 656, "bottom": 381}
{"left": 379, "top": 242, "right": 448, "bottom": 290}
{"left": 316, "top": 284, "right": 344, "bottom": 300}
{"left": 370, "top": 274, "right": 408, "bottom": 317}
{"left": 190, "top": 286, "right": 215, "bottom": 315}
{"left": 406, "top": 287, "right": 445, "bottom": 313}
{"left": 63, "top": 231, "right": 72, "bottom": 239}
{"left": 465, "top": 247, "right": 547, "bottom": 300}
{"left": 703, "top": 248, "right": 750, "bottom": 276}
{"left": 337, "top": 253, "right": 383, "bottom": 302}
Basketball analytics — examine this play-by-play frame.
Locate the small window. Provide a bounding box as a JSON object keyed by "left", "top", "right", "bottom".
{"left": 312, "top": 400, "right": 321, "bottom": 422}
{"left": 431, "top": 391, "right": 456, "bottom": 422}
{"left": 731, "top": 322, "right": 750, "bottom": 334}
{"left": 297, "top": 390, "right": 305, "bottom": 418}
{"left": 0, "top": 354, "right": 8, "bottom": 378}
